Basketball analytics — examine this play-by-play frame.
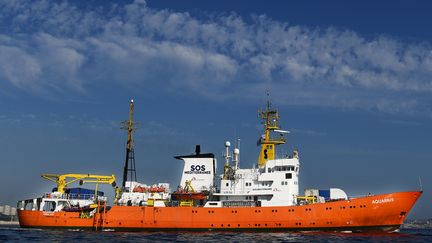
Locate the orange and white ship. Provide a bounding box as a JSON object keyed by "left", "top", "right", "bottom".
{"left": 17, "top": 99, "right": 422, "bottom": 232}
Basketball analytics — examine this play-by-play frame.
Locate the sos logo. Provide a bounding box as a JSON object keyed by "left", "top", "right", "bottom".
{"left": 190, "top": 165, "right": 206, "bottom": 171}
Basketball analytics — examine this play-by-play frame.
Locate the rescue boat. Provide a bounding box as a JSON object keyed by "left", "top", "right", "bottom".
{"left": 17, "top": 99, "right": 422, "bottom": 232}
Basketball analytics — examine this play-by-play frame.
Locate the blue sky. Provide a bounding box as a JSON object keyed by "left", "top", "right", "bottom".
{"left": 0, "top": 0, "right": 431, "bottom": 219}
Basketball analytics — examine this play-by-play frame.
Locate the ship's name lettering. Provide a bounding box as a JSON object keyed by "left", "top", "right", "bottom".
{"left": 184, "top": 165, "right": 210, "bottom": 174}
{"left": 371, "top": 198, "right": 394, "bottom": 204}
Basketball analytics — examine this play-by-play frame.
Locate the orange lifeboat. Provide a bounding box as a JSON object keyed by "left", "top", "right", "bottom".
{"left": 149, "top": 187, "right": 166, "bottom": 193}
{"left": 133, "top": 186, "right": 166, "bottom": 193}
{"left": 170, "top": 191, "right": 208, "bottom": 200}
{"left": 171, "top": 179, "right": 207, "bottom": 200}
{"left": 132, "top": 186, "right": 148, "bottom": 193}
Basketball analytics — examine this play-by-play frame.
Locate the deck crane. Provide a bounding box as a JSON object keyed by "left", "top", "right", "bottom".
{"left": 41, "top": 173, "right": 116, "bottom": 194}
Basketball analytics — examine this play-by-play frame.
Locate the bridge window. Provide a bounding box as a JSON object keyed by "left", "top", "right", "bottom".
{"left": 57, "top": 201, "right": 66, "bottom": 209}
{"left": 24, "top": 201, "right": 33, "bottom": 210}
{"left": 43, "top": 201, "right": 56, "bottom": 212}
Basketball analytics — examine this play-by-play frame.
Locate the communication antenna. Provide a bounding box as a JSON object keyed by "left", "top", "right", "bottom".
{"left": 257, "top": 91, "right": 285, "bottom": 167}
{"left": 266, "top": 89, "right": 271, "bottom": 110}
{"left": 236, "top": 138, "right": 241, "bottom": 169}
{"left": 418, "top": 176, "right": 423, "bottom": 191}
{"left": 121, "top": 99, "right": 138, "bottom": 190}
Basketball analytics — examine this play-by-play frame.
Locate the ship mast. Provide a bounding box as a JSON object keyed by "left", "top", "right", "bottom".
{"left": 121, "top": 99, "right": 138, "bottom": 189}
{"left": 257, "top": 94, "right": 286, "bottom": 167}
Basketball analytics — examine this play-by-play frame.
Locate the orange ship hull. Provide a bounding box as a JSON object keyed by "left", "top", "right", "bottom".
{"left": 18, "top": 191, "right": 421, "bottom": 232}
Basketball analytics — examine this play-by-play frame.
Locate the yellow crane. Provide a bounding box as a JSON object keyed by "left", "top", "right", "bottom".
{"left": 41, "top": 173, "right": 117, "bottom": 194}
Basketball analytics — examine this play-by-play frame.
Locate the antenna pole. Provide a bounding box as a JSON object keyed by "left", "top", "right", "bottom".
{"left": 122, "top": 99, "right": 137, "bottom": 190}
{"left": 257, "top": 93, "right": 285, "bottom": 167}
{"left": 418, "top": 176, "right": 423, "bottom": 191}
{"left": 236, "top": 138, "right": 240, "bottom": 169}
{"left": 266, "top": 90, "right": 271, "bottom": 110}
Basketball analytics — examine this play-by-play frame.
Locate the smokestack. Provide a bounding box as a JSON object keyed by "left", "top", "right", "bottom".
{"left": 195, "top": 145, "right": 201, "bottom": 155}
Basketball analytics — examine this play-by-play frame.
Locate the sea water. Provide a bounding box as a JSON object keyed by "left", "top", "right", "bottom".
{"left": 0, "top": 225, "right": 431, "bottom": 242}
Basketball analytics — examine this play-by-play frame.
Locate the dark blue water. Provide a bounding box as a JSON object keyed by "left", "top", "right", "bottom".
{"left": 1, "top": 225, "right": 431, "bottom": 242}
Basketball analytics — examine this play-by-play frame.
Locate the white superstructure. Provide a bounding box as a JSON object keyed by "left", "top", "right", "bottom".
{"left": 175, "top": 145, "right": 217, "bottom": 192}
{"left": 214, "top": 142, "right": 300, "bottom": 206}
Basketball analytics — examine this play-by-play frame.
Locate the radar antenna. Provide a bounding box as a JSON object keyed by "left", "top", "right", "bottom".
{"left": 257, "top": 93, "right": 286, "bottom": 167}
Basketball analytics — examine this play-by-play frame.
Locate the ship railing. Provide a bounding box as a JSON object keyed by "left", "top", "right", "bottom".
{"left": 296, "top": 196, "right": 316, "bottom": 205}
{"left": 42, "top": 193, "right": 62, "bottom": 199}
{"left": 67, "top": 193, "right": 95, "bottom": 200}
{"left": 42, "top": 193, "right": 107, "bottom": 202}
{"left": 67, "top": 194, "right": 108, "bottom": 202}
{"left": 348, "top": 194, "right": 374, "bottom": 199}
{"left": 42, "top": 192, "right": 71, "bottom": 199}
{"left": 167, "top": 200, "right": 211, "bottom": 208}
{"left": 167, "top": 201, "right": 180, "bottom": 207}
{"left": 222, "top": 200, "right": 260, "bottom": 207}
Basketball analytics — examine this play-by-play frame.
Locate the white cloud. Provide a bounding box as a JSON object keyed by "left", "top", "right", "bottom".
{"left": 1, "top": 0, "right": 432, "bottom": 115}
{"left": 291, "top": 128, "right": 326, "bottom": 137}
{"left": 0, "top": 45, "right": 41, "bottom": 90}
